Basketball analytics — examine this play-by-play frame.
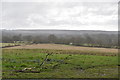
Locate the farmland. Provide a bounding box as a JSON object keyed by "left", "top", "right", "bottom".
{"left": 2, "top": 44, "right": 119, "bottom": 79}
{"left": 1, "top": 2, "right": 119, "bottom": 79}
{"left": 0, "top": 43, "right": 23, "bottom": 48}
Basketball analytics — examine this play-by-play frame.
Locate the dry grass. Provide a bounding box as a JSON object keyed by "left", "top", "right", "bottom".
{"left": 4, "top": 44, "right": 118, "bottom": 54}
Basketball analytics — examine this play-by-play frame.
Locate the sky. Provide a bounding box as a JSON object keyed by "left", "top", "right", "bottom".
{"left": 1, "top": 0, "right": 119, "bottom": 31}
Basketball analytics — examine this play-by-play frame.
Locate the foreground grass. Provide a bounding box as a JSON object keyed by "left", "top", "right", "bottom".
{"left": 2, "top": 49, "right": 118, "bottom": 79}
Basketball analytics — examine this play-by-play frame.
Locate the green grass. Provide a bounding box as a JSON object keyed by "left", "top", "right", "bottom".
{"left": 2, "top": 49, "right": 118, "bottom": 79}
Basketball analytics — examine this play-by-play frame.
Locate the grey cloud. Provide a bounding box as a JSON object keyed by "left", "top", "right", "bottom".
{"left": 2, "top": 2, "right": 118, "bottom": 31}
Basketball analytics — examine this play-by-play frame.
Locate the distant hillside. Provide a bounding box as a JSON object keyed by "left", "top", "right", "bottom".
{"left": 1, "top": 29, "right": 118, "bottom": 37}
{"left": 1, "top": 29, "right": 118, "bottom": 48}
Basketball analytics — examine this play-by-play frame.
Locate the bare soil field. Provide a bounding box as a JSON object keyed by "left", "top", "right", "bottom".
{"left": 5, "top": 44, "right": 118, "bottom": 54}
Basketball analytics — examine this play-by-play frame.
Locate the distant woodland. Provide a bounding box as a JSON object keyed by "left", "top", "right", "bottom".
{"left": 1, "top": 30, "right": 119, "bottom": 48}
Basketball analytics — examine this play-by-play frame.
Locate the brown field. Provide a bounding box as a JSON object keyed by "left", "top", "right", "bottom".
{"left": 4, "top": 44, "right": 118, "bottom": 54}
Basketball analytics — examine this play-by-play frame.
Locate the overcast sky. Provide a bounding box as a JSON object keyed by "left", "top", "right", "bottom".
{"left": 1, "top": 0, "right": 119, "bottom": 31}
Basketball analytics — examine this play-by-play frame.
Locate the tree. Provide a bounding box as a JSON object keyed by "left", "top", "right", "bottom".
{"left": 12, "top": 35, "right": 21, "bottom": 42}
{"left": 23, "top": 35, "right": 32, "bottom": 42}
{"left": 48, "top": 34, "right": 57, "bottom": 43}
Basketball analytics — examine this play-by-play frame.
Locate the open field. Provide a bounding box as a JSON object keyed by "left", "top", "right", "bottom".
{"left": 2, "top": 44, "right": 119, "bottom": 79}
{"left": 5, "top": 44, "right": 118, "bottom": 54}
{"left": 0, "top": 43, "right": 23, "bottom": 48}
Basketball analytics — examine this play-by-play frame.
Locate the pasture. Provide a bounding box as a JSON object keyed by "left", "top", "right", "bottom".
{"left": 5, "top": 44, "right": 118, "bottom": 54}
{"left": 0, "top": 43, "right": 23, "bottom": 48}
{"left": 2, "top": 44, "right": 118, "bottom": 79}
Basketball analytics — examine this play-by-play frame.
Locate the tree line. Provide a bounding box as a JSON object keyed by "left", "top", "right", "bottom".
{"left": 2, "top": 33, "right": 118, "bottom": 48}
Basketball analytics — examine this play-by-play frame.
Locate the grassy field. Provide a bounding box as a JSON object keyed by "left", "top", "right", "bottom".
{"left": 5, "top": 44, "right": 118, "bottom": 54}
{"left": 2, "top": 48, "right": 118, "bottom": 79}
{"left": 0, "top": 43, "right": 23, "bottom": 48}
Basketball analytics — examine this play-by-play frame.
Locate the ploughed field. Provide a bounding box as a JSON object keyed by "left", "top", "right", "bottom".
{"left": 2, "top": 44, "right": 118, "bottom": 78}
